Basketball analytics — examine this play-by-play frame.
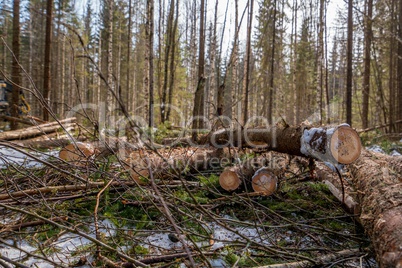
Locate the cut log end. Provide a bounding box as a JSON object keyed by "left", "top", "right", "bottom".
{"left": 127, "top": 168, "right": 149, "bottom": 185}
{"left": 125, "top": 152, "right": 149, "bottom": 185}
{"left": 59, "top": 143, "right": 94, "bottom": 164}
{"left": 219, "top": 170, "right": 241, "bottom": 191}
{"left": 251, "top": 168, "right": 277, "bottom": 195}
{"left": 330, "top": 125, "right": 362, "bottom": 164}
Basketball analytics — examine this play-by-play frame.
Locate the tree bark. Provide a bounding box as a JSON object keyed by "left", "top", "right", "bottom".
{"left": 242, "top": 0, "right": 254, "bottom": 125}
{"left": 42, "top": 0, "right": 53, "bottom": 121}
{"left": 0, "top": 118, "right": 76, "bottom": 141}
{"left": 346, "top": 0, "right": 353, "bottom": 125}
{"left": 362, "top": 0, "right": 373, "bottom": 129}
{"left": 124, "top": 147, "right": 226, "bottom": 184}
{"left": 219, "top": 154, "right": 280, "bottom": 194}
{"left": 202, "top": 124, "right": 361, "bottom": 165}
{"left": 348, "top": 150, "right": 402, "bottom": 267}
{"left": 268, "top": 0, "right": 277, "bottom": 125}
{"left": 191, "top": 0, "right": 206, "bottom": 139}
{"left": 11, "top": 0, "right": 21, "bottom": 130}
{"left": 397, "top": 0, "right": 402, "bottom": 132}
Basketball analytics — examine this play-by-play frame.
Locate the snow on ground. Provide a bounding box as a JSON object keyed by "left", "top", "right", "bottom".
{"left": 0, "top": 146, "right": 58, "bottom": 168}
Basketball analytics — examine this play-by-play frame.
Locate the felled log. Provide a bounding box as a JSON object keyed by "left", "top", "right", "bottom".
{"left": 93, "top": 136, "right": 144, "bottom": 158}
{"left": 124, "top": 147, "right": 229, "bottom": 184}
{"left": 348, "top": 150, "right": 402, "bottom": 267}
{"left": 0, "top": 117, "right": 76, "bottom": 141}
{"left": 251, "top": 168, "right": 278, "bottom": 195}
{"left": 203, "top": 124, "right": 362, "bottom": 165}
{"left": 12, "top": 127, "right": 78, "bottom": 149}
{"left": 219, "top": 153, "right": 288, "bottom": 193}
{"left": 315, "top": 162, "right": 359, "bottom": 215}
{"left": 0, "top": 115, "right": 35, "bottom": 126}
{"left": 59, "top": 142, "right": 95, "bottom": 164}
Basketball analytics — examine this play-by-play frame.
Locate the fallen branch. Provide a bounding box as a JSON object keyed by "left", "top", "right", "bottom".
{"left": 0, "top": 203, "right": 148, "bottom": 267}
{"left": 315, "top": 162, "right": 359, "bottom": 215}
{"left": 0, "top": 216, "right": 68, "bottom": 232}
{"left": 357, "top": 119, "right": 402, "bottom": 133}
{"left": 254, "top": 248, "right": 367, "bottom": 268}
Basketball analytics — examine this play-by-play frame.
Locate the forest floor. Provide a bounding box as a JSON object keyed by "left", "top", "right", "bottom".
{"left": 0, "top": 129, "right": 400, "bottom": 267}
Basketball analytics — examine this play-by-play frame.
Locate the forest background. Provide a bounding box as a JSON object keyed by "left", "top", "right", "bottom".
{"left": 1, "top": 0, "right": 402, "bottom": 134}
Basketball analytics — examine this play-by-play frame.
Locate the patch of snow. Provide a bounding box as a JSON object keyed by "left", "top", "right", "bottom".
{"left": 366, "top": 145, "right": 386, "bottom": 154}
{"left": 0, "top": 146, "right": 58, "bottom": 168}
{"left": 390, "top": 150, "right": 402, "bottom": 156}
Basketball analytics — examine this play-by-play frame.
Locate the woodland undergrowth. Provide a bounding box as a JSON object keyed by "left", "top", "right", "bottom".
{"left": 0, "top": 142, "right": 377, "bottom": 268}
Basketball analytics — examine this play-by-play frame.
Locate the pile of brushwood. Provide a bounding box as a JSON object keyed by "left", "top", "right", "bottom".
{"left": 0, "top": 120, "right": 401, "bottom": 267}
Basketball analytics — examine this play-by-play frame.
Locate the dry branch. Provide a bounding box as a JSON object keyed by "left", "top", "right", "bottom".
{"left": 255, "top": 248, "right": 367, "bottom": 268}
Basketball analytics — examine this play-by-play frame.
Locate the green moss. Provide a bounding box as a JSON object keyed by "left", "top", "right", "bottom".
{"left": 34, "top": 225, "right": 61, "bottom": 242}
{"left": 132, "top": 244, "right": 149, "bottom": 255}
{"left": 174, "top": 188, "right": 209, "bottom": 204}
{"left": 199, "top": 174, "right": 220, "bottom": 188}
{"left": 224, "top": 251, "right": 240, "bottom": 265}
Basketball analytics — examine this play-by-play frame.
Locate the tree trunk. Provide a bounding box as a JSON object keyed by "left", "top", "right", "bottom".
{"left": 316, "top": 0, "right": 325, "bottom": 125}
{"left": 268, "top": 0, "right": 277, "bottom": 125}
{"left": 397, "top": 0, "right": 402, "bottom": 132}
{"left": 242, "top": 0, "right": 254, "bottom": 125}
{"left": 106, "top": 0, "right": 114, "bottom": 128}
{"left": 202, "top": 124, "right": 361, "bottom": 165}
{"left": 191, "top": 0, "right": 205, "bottom": 140}
{"left": 346, "top": 0, "right": 353, "bottom": 125}
{"left": 124, "top": 147, "right": 225, "bottom": 184}
{"left": 146, "top": 0, "right": 154, "bottom": 127}
{"left": 349, "top": 150, "right": 402, "bottom": 267}
{"left": 42, "top": 0, "right": 53, "bottom": 121}
{"left": 160, "top": 0, "right": 174, "bottom": 123}
{"left": 0, "top": 118, "right": 76, "bottom": 140}
{"left": 166, "top": 0, "right": 179, "bottom": 122}
{"left": 362, "top": 0, "right": 373, "bottom": 129}
{"left": 11, "top": 0, "right": 21, "bottom": 130}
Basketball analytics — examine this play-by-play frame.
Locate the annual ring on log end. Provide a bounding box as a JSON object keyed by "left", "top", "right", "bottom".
{"left": 330, "top": 125, "right": 362, "bottom": 164}
{"left": 251, "top": 169, "right": 278, "bottom": 195}
{"left": 219, "top": 170, "right": 241, "bottom": 191}
{"left": 59, "top": 142, "right": 94, "bottom": 163}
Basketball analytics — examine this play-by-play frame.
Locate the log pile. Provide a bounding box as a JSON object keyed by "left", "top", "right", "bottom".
{"left": 0, "top": 118, "right": 77, "bottom": 148}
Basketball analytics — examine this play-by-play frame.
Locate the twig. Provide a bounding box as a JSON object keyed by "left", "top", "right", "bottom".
{"left": 147, "top": 158, "right": 197, "bottom": 268}
{"left": 253, "top": 248, "right": 366, "bottom": 267}
{"left": 94, "top": 175, "right": 116, "bottom": 256}
{"left": 0, "top": 203, "right": 148, "bottom": 267}
{"left": 0, "top": 254, "right": 30, "bottom": 268}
